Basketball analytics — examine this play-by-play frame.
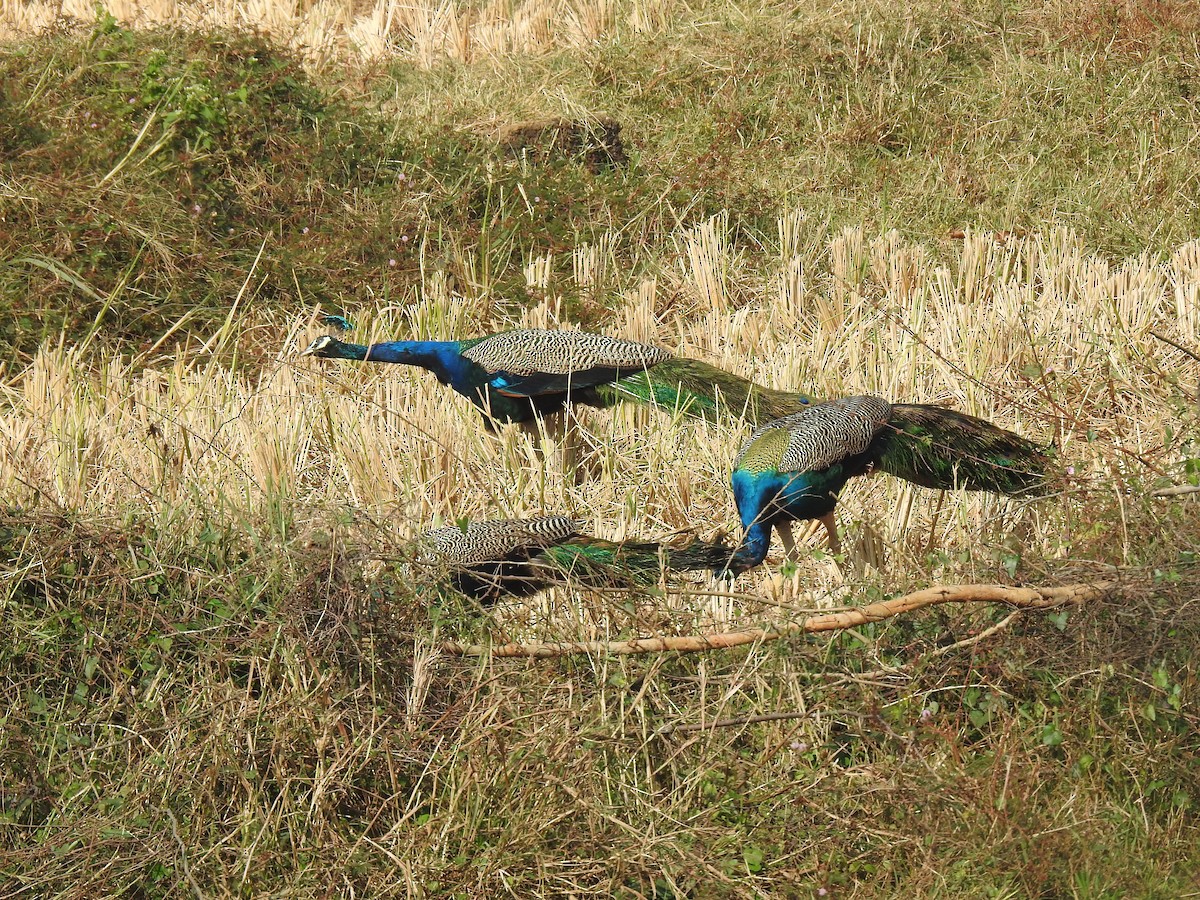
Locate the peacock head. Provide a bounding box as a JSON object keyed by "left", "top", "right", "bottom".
{"left": 301, "top": 335, "right": 364, "bottom": 359}
{"left": 722, "top": 543, "right": 766, "bottom": 578}
{"left": 322, "top": 314, "right": 355, "bottom": 334}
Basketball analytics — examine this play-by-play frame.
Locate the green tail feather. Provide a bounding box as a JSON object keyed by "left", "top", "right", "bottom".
{"left": 415, "top": 525, "right": 732, "bottom": 604}
{"left": 872, "top": 404, "right": 1053, "bottom": 495}
{"left": 536, "top": 535, "right": 733, "bottom": 588}
{"left": 597, "top": 357, "right": 817, "bottom": 425}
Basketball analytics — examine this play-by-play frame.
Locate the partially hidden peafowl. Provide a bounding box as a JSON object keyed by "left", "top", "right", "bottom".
{"left": 413, "top": 515, "right": 736, "bottom": 604}
{"left": 322, "top": 314, "right": 355, "bottom": 334}
{"left": 301, "top": 328, "right": 815, "bottom": 429}
{"left": 728, "top": 396, "right": 1052, "bottom": 572}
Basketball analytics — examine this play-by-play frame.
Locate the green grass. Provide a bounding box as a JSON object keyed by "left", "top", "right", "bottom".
{"left": 2, "top": 1, "right": 1200, "bottom": 896}
{"left": 376, "top": 0, "right": 1200, "bottom": 251}
{"left": 2, "top": 504, "right": 1198, "bottom": 896}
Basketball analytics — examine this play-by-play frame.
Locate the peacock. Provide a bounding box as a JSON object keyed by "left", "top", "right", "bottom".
{"left": 728, "top": 396, "right": 1052, "bottom": 571}
{"left": 412, "top": 515, "right": 736, "bottom": 604}
{"left": 322, "top": 314, "right": 355, "bottom": 334}
{"left": 301, "top": 328, "right": 815, "bottom": 429}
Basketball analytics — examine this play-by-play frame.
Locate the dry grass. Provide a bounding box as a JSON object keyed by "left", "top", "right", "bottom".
{"left": 1029, "top": 0, "right": 1200, "bottom": 58}
{"left": 3, "top": 4, "right": 1200, "bottom": 895}
{"left": 0, "top": 0, "right": 678, "bottom": 64}
{"left": 2, "top": 222, "right": 1197, "bottom": 635}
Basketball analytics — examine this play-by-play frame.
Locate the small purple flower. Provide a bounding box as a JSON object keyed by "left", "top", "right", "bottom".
{"left": 400, "top": 235, "right": 409, "bottom": 243}
{"left": 90, "top": 122, "right": 99, "bottom": 128}
{"left": 817, "top": 889, "right": 828, "bottom": 897}
{"left": 920, "top": 707, "right": 933, "bottom": 722}
{"left": 388, "top": 258, "right": 397, "bottom": 267}
{"left": 790, "top": 740, "right": 808, "bottom": 752}
{"left": 397, "top": 172, "right": 407, "bottom": 182}
{"left": 192, "top": 203, "right": 202, "bottom": 214}
{"left": 1067, "top": 466, "right": 1076, "bottom": 476}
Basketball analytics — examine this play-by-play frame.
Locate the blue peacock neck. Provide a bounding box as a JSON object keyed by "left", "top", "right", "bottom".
{"left": 731, "top": 521, "right": 772, "bottom": 570}
{"left": 360, "top": 340, "right": 474, "bottom": 386}
{"left": 730, "top": 468, "right": 780, "bottom": 570}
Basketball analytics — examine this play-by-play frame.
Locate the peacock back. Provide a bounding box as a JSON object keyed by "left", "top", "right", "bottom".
{"left": 736, "top": 396, "right": 892, "bottom": 475}
{"left": 459, "top": 330, "right": 670, "bottom": 375}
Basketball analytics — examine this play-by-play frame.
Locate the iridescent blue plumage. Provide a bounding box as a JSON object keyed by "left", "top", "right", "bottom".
{"left": 727, "top": 395, "right": 1050, "bottom": 572}
{"left": 728, "top": 397, "right": 885, "bottom": 570}
{"left": 301, "top": 330, "right": 671, "bottom": 428}
{"left": 302, "top": 328, "right": 815, "bottom": 429}
{"left": 730, "top": 468, "right": 850, "bottom": 571}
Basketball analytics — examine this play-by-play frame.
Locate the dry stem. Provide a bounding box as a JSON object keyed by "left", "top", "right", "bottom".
{"left": 441, "top": 581, "right": 1117, "bottom": 659}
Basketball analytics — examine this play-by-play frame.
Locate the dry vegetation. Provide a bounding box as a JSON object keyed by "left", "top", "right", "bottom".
{"left": 4, "top": 223, "right": 1198, "bottom": 897}
{"left": 0, "top": 0, "right": 672, "bottom": 62}
{"left": 3, "top": 225, "right": 1197, "bottom": 599}
{"left": 2, "top": 1, "right": 1200, "bottom": 897}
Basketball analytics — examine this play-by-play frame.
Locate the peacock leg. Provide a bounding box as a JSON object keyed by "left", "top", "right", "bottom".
{"left": 818, "top": 512, "right": 841, "bottom": 554}
{"left": 517, "top": 418, "right": 541, "bottom": 443}
{"left": 776, "top": 521, "right": 798, "bottom": 561}
{"left": 559, "top": 416, "right": 585, "bottom": 485}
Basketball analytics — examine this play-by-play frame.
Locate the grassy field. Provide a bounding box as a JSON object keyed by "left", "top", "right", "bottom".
{"left": 2, "top": 1, "right": 1200, "bottom": 897}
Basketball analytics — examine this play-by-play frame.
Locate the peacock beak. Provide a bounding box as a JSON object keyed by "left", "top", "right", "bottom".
{"left": 300, "top": 336, "right": 329, "bottom": 356}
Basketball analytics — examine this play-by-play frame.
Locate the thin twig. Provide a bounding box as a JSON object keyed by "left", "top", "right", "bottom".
{"left": 165, "top": 808, "right": 206, "bottom": 900}
{"left": 1150, "top": 330, "right": 1200, "bottom": 365}
{"left": 821, "top": 608, "right": 1025, "bottom": 685}
{"left": 441, "top": 581, "right": 1117, "bottom": 659}
{"left": 927, "top": 609, "right": 1022, "bottom": 661}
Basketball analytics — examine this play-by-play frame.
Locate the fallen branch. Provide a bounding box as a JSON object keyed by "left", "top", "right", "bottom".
{"left": 1152, "top": 484, "right": 1200, "bottom": 498}
{"left": 441, "top": 581, "right": 1118, "bottom": 659}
